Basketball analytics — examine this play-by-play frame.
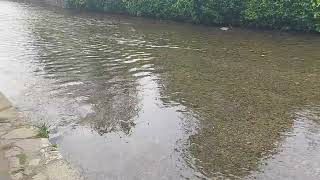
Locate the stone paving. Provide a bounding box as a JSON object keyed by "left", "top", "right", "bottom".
{"left": 0, "top": 93, "right": 82, "bottom": 180}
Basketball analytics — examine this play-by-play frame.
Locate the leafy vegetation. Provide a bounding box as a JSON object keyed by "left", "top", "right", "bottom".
{"left": 243, "top": 0, "right": 319, "bottom": 31}
{"left": 36, "top": 123, "right": 50, "bottom": 138}
{"left": 66, "top": 0, "right": 320, "bottom": 32}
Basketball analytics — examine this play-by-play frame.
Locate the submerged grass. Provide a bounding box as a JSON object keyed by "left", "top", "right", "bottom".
{"left": 154, "top": 32, "right": 320, "bottom": 178}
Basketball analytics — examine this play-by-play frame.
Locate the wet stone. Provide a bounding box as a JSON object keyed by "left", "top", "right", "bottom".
{"left": 8, "top": 157, "right": 22, "bottom": 172}
{"left": 41, "top": 138, "right": 50, "bottom": 148}
{"left": 0, "top": 94, "right": 12, "bottom": 111}
{"left": 45, "top": 160, "right": 82, "bottom": 180}
{"left": 11, "top": 172, "right": 24, "bottom": 180}
{"left": 0, "top": 123, "right": 12, "bottom": 136}
{"left": 0, "top": 131, "right": 8, "bottom": 137}
{"left": 23, "top": 167, "right": 34, "bottom": 176}
{"left": 0, "top": 148, "right": 10, "bottom": 180}
{"left": 4, "top": 147, "right": 22, "bottom": 158}
{"left": 0, "top": 123, "right": 12, "bottom": 129}
{"left": 5, "top": 127, "right": 37, "bottom": 139}
{"left": 14, "top": 139, "right": 47, "bottom": 154}
{"left": 0, "top": 108, "right": 17, "bottom": 122}
{"left": 29, "top": 158, "right": 41, "bottom": 166}
{"left": 32, "top": 173, "right": 47, "bottom": 180}
{"left": 0, "top": 94, "right": 80, "bottom": 180}
{"left": 42, "top": 150, "right": 62, "bottom": 165}
{"left": 0, "top": 139, "right": 14, "bottom": 147}
{"left": 3, "top": 127, "right": 38, "bottom": 139}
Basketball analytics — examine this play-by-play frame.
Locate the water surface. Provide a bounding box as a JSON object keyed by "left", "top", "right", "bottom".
{"left": 0, "top": 0, "right": 320, "bottom": 179}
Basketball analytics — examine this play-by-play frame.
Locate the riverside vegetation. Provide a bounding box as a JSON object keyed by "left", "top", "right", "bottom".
{"left": 1, "top": 0, "right": 320, "bottom": 178}
{"left": 66, "top": 0, "right": 320, "bottom": 32}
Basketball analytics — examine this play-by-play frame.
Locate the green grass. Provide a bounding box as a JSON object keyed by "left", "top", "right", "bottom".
{"left": 36, "top": 123, "right": 50, "bottom": 138}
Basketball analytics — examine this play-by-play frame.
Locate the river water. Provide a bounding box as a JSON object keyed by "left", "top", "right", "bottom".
{"left": 0, "top": 0, "right": 320, "bottom": 179}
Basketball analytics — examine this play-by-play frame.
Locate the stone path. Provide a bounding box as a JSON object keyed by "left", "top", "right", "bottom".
{"left": 0, "top": 93, "right": 83, "bottom": 180}
{"left": 0, "top": 150, "right": 10, "bottom": 180}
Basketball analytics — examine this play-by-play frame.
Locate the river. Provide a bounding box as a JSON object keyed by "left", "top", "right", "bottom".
{"left": 0, "top": 0, "right": 320, "bottom": 179}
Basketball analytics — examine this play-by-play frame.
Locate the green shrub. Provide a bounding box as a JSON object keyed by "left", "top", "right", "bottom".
{"left": 122, "top": 0, "right": 176, "bottom": 18}
{"left": 170, "top": 0, "right": 193, "bottom": 20}
{"left": 104, "top": 0, "right": 125, "bottom": 12}
{"left": 65, "top": 0, "right": 86, "bottom": 8}
{"left": 66, "top": 0, "right": 125, "bottom": 12}
{"left": 243, "top": 0, "right": 319, "bottom": 31}
{"left": 65, "top": 0, "right": 320, "bottom": 32}
{"left": 314, "top": 0, "right": 320, "bottom": 31}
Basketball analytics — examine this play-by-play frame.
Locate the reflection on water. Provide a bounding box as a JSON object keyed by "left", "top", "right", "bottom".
{"left": 0, "top": 0, "right": 320, "bottom": 179}
{"left": 56, "top": 75, "right": 199, "bottom": 179}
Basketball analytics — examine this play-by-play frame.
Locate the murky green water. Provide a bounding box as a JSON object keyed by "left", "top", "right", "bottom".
{"left": 0, "top": 0, "right": 320, "bottom": 179}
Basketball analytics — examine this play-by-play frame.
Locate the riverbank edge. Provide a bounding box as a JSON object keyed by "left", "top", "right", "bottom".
{"left": 21, "top": 0, "right": 320, "bottom": 34}
{"left": 63, "top": 1, "right": 320, "bottom": 33}
{"left": 0, "top": 92, "right": 83, "bottom": 180}
{"left": 21, "top": 0, "right": 319, "bottom": 34}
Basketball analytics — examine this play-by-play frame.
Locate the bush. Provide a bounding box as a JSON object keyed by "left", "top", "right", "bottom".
{"left": 104, "top": 0, "right": 125, "bottom": 12}
{"left": 66, "top": 0, "right": 320, "bottom": 32}
{"left": 243, "top": 0, "right": 319, "bottom": 31}
{"left": 66, "top": 0, "right": 125, "bottom": 12}
{"left": 314, "top": 0, "right": 320, "bottom": 31}
{"left": 122, "top": 0, "right": 176, "bottom": 18}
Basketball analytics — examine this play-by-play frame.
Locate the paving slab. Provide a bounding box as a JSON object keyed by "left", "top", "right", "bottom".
{"left": 0, "top": 92, "right": 82, "bottom": 180}
{"left": 0, "top": 94, "right": 12, "bottom": 111}
{"left": 3, "top": 127, "right": 38, "bottom": 139}
{"left": 44, "top": 160, "right": 82, "bottom": 180}
{"left": 0, "top": 107, "right": 18, "bottom": 122}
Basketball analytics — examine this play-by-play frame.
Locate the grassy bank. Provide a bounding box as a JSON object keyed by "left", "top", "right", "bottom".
{"left": 65, "top": 0, "right": 320, "bottom": 32}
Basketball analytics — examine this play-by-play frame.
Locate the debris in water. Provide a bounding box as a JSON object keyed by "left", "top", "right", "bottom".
{"left": 220, "top": 27, "right": 229, "bottom": 31}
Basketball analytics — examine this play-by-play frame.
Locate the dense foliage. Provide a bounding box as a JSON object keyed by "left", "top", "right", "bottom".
{"left": 244, "top": 0, "right": 320, "bottom": 31}
{"left": 66, "top": 0, "right": 320, "bottom": 32}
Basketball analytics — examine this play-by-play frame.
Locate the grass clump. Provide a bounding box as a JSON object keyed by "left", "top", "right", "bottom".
{"left": 36, "top": 123, "right": 50, "bottom": 138}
